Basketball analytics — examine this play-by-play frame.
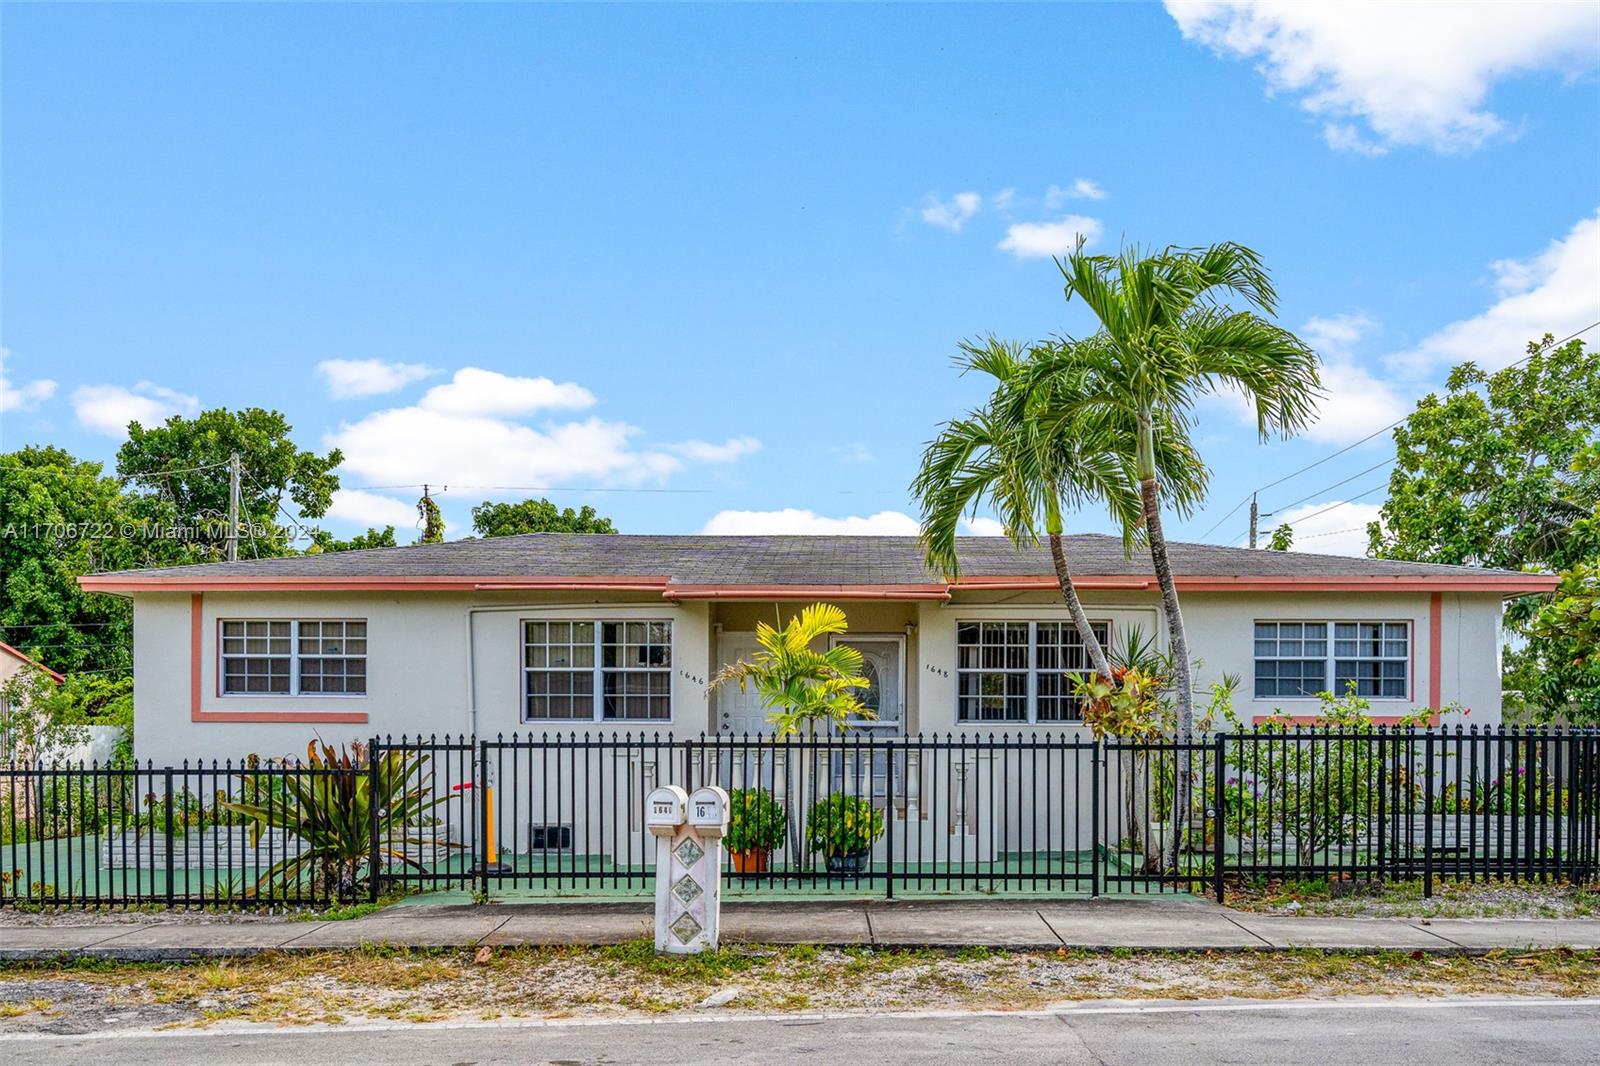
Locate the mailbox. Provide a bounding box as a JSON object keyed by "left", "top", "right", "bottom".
{"left": 645, "top": 785, "right": 688, "bottom": 837}
{"left": 688, "top": 785, "right": 730, "bottom": 840}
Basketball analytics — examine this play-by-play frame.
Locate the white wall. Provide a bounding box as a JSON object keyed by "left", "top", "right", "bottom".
{"left": 129, "top": 586, "right": 1509, "bottom": 763}
{"left": 131, "top": 591, "right": 715, "bottom": 762}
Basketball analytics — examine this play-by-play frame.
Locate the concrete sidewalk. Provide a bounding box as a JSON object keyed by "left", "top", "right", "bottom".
{"left": 3, "top": 898, "right": 1598, "bottom": 961}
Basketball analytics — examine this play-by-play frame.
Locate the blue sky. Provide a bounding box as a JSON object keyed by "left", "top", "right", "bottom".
{"left": 3, "top": 3, "right": 1597, "bottom": 554}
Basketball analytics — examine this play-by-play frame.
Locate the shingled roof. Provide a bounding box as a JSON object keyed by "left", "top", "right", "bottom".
{"left": 78, "top": 534, "right": 1553, "bottom": 596}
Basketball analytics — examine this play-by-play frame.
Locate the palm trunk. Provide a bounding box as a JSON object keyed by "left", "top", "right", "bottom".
{"left": 1048, "top": 532, "right": 1114, "bottom": 683}
{"left": 1139, "top": 473, "right": 1193, "bottom": 873}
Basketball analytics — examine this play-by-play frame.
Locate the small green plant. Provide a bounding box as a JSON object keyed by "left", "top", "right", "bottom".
{"left": 725, "top": 788, "right": 786, "bottom": 854}
{"left": 804, "top": 793, "right": 884, "bottom": 860}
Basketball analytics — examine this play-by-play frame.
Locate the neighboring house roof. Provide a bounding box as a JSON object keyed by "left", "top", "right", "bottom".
{"left": 0, "top": 641, "right": 66, "bottom": 684}
{"left": 76, "top": 534, "right": 1557, "bottom": 597}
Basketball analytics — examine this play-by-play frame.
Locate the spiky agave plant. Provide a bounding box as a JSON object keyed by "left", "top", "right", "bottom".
{"left": 222, "top": 740, "right": 454, "bottom": 899}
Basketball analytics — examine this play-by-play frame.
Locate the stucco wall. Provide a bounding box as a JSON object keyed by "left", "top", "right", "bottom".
{"left": 127, "top": 585, "right": 1509, "bottom": 762}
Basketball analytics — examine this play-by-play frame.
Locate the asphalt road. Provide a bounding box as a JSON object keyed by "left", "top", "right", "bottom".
{"left": 3, "top": 997, "right": 1597, "bottom": 1065}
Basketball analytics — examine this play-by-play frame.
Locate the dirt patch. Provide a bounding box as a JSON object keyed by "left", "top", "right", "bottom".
{"left": 1225, "top": 878, "right": 1600, "bottom": 919}
{"left": 0, "top": 942, "right": 1595, "bottom": 1034}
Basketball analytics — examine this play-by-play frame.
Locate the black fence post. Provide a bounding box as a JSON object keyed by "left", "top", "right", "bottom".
{"left": 1090, "top": 741, "right": 1101, "bottom": 899}
{"left": 162, "top": 767, "right": 175, "bottom": 908}
{"left": 1422, "top": 729, "right": 1435, "bottom": 899}
{"left": 367, "top": 737, "right": 382, "bottom": 904}
{"left": 1213, "top": 734, "right": 1226, "bottom": 904}
{"left": 884, "top": 736, "right": 895, "bottom": 902}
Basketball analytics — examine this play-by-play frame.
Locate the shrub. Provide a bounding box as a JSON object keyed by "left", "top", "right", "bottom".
{"left": 222, "top": 740, "right": 453, "bottom": 899}
{"left": 726, "top": 788, "right": 786, "bottom": 853}
{"left": 803, "top": 793, "right": 884, "bottom": 859}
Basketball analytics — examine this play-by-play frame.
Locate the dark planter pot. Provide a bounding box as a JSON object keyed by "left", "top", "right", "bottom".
{"left": 825, "top": 851, "right": 870, "bottom": 875}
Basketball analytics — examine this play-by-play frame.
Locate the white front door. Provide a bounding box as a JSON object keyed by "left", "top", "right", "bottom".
{"left": 833, "top": 635, "right": 905, "bottom": 734}
{"left": 716, "top": 633, "right": 773, "bottom": 735}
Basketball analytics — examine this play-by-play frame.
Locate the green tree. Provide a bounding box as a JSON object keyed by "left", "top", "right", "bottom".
{"left": 308, "top": 526, "right": 399, "bottom": 553}
{"left": 1267, "top": 522, "right": 1293, "bottom": 551}
{"left": 912, "top": 338, "right": 1205, "bottom": 683}
{"left": 471, "top": 498, "right": 617, "bottom": 537}
{"left": 1368, "top": 337, "right": 1598, "bottom": 573}
{"left": 116, "top": 408, "right": 343, "bottom": 561}
{"left": 1053, "top": 242, "right": 1320, "bottom": 742}
{"left": 0, "top": 447, "right": 135, "bottom": 674}
{"left": 1368, "top": 337, "right": 1600, "bottom": 720}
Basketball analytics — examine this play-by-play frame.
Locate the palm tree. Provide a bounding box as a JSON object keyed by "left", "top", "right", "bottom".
{"left": 912, "top": 338, "right": 1207, "bottom": 684}
{"left": 1051, "top": 242, "right": 1320, "bottom": 870}
{"left": 709, "top": 603, "right": 872, "bottom": 737}
{"left": 1052, "top": 242, "right": 1321, "bottom": 739}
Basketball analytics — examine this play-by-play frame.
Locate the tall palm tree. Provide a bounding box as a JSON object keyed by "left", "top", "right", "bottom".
{"left": 912, "top": 338, "right": 1206, "bottom": 685}
{"left": 1051, "top": 242, "right": 1321, "bottom": 744}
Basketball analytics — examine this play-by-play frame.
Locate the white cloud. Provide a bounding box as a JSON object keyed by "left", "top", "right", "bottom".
{"left": 1291, "top": 313, "right": 1411, "bottom": 445}
{"left": 1167, "top": 1, "right": 1600, "bottom": 155}
{"left": 0, "top": 349, "right": 56, "bottom": 413}
{"left": 417, "top": 367, "right": 595, "bottom": 417}
{"left": 998, "top": 215, "right": 1104, "bottom": 259}
{"left": 326, "top": 370, "right": 757, "bottom": 494}
{"left": 1044, "top": 179, "right": 1108, "bottom": 207}
{"left": 962, "top": 517, "right": 1006, "bottom": 536}
{"left": 701, "top": 508, "right": 921, "bottom": 536}
{"left": 667, "top": 436, "right": 763, "bottom": 464}
{"left": 328, "top": 409, "right": 682, "bottom": 488}
{"left": 316, "top": 358, "right": 438, "bottom": 399}
{"left": 71, "top": 381, "right": 199, "bottom": 437}
{"left": 990, "top": 188, "right": 1018, "bottom": 212}
{"left": 1385, "top": 212, "right": 1600, "bottom": 376}
{"left": 920, "top": 191, "right": 983, "bottom": 232}
{"left": 325, "top": 488, "right": 419, "bottom": 529}
{"left": 1269, "top": 500, "right": 1384, "bottom": 558}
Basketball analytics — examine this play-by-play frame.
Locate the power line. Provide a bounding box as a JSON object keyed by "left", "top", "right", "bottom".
{"left": 1277, "top": 483, "right": 1390, "bottom": 530}
{"left": 347, "top": 483, "right": 718, "bottom": 495}
{"left": 1196, "top": 320, "right": 1600, "bottom": 541}
{"left": 1262, "top": 456, "right": 1396, "bottom": 518}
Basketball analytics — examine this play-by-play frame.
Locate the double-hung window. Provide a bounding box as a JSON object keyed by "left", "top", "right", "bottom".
{"left": 524, "top": 619, "right": 672, "bottom": 722}
{"left": 956, "top": 620, "right": 1109, "bottom": 723}
{"left": 1253, "top": 620, "right": 1409, "bottom": 700}
{"left": 220, "top": 619, "right": 367, "bottom": 695}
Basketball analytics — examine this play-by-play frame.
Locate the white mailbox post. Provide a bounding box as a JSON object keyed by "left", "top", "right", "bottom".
{"left": 647, "top": 783, "right": 729, "bottom": 954}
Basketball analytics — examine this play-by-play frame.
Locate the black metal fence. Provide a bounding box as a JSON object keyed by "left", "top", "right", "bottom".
{"left": 2, "top": 727, "right": 1596, "bottom": 908}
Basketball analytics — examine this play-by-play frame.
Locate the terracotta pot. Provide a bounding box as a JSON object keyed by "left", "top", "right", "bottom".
{"left": 731, "top": 847, "right": 771, "bottom": 874}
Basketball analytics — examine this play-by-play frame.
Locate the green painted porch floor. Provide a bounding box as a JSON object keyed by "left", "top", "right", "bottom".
{"left": 391, "top": 849, "right": 1192, "bottom": 905}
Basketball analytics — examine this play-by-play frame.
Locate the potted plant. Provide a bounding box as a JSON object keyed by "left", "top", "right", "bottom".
{"left": 805, "top": 793, "right": 884, "bottom": 874}
{"left": 726, "top": 787, "right": 786, "bottom": 873}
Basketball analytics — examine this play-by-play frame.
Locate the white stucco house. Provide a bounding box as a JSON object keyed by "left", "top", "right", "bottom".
{"left": 78, "top": 534, "right": 1556, "bottom": 762}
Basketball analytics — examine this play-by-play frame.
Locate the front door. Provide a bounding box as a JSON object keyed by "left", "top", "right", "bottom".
{"left": 833, "top": 635, "right": 905, "bottom": 734}
{"left": 716, "top": 632, "right": 773, "bottom": 735}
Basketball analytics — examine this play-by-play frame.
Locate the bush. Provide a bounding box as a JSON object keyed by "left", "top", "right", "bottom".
{"left": 803, "top": 793, "right": 884, "bottom": 859}
{"left": 726, "top": 788, "right": 786, "bottom": 853}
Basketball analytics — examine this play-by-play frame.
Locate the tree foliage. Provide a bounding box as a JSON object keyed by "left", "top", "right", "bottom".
{"left": 471, "top": 498, "right": 617, "bottom": 537}
{"left": 1369, "top": 337, "right": 1600, "bottom": 721}
{"left": 0, "top": 447, "right": 135, "bottom": 674}
{"left": 1267, "top": 522, "right": 1293, "bottom": 551}
{"left": 116, "top": 407, "right": 343, "bottom": 562}
{"left": 1368, "top": 336, "right": 1599, "bottom": 572}
{"left": 308, "top": 526, "right": 399, "bottom": 554}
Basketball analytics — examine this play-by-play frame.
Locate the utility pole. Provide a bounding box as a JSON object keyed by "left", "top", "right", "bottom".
{"left": 227, "top": 453, "right": 242, "bottom": 562}
{"left": 1248, "top": 493, "right": 1259, "bottom": 549}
